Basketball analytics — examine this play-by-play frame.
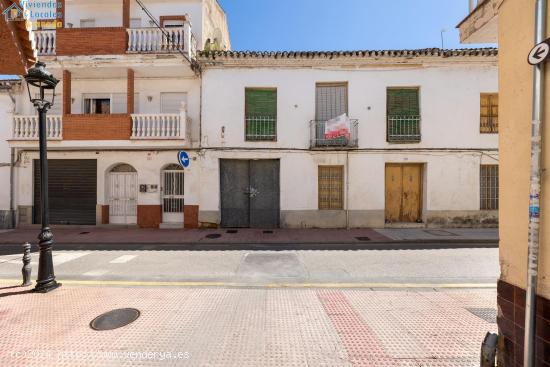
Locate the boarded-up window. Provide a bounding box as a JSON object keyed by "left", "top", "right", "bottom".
{"left": 387, "top": 88, "right": 421, "bottom": 142}
{"left": 316, "top": 83, "right": 348, "bottom": 121}
{"left": 480, "top": 165, "right": 499, "bottom": 210}
{"left": 480, "top": 93, "right": 498, "bottom": 133}
{"left": 318, "top": 166, "right": 344, "bottom": 210}
{"left": 245, "top": 88, "right": 277, "bottom": 141}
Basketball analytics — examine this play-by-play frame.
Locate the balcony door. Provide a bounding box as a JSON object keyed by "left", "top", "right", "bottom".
{"left": 315, "top": 83, "right": 348, "bottom": 145}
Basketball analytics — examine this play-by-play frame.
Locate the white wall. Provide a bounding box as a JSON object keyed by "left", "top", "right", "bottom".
{"left": 0, "top": 93, "right": 14, "bottom": 211}
{"left": 201, "top": 63, "right": 498, "bottom": 149}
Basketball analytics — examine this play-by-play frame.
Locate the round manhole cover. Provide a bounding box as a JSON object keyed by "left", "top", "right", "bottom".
{"left": 90, "top": 308, "right": 140, "bottom": 331}
{"left": 205, "top": 233, "right": 222, "bottom": 239}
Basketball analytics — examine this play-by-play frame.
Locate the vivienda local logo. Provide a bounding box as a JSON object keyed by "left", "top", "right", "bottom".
{"left": 3, "top": 1, "right": 63, "bottom": 29}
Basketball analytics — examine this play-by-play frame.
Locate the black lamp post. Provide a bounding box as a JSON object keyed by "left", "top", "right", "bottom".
{"left": 24, "top": 61, "right": 61, "bottom": 293}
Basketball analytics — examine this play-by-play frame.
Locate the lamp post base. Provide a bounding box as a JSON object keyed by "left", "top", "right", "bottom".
{"left": 33, "top": 226, "right": 61, "bottom": 293}
{"left": 33, "top": 280, "right": 62, "bottom": 293}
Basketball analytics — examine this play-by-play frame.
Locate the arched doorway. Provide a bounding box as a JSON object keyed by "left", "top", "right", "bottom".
{"left": 161, "top": 164, "right": 184, "bottom": 224}
{"left": 108, "top": 164, "right": 138, "bottom": 224}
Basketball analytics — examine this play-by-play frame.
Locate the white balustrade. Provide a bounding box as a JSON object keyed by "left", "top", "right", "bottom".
{"left": 127, "top": 27, "right": 186, "bottom": 53}
{"left": 131, "top": 114, "right": 186, "bottom": 139}
{"left": 35, "top": 30, "right": 56, "bottom": 55}
{"left": 12, "top": 115, "right": 63, "bottom": 140}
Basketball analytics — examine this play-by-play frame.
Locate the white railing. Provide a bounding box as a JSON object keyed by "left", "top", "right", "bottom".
{"left": 12, "top": 115, "right": 63, "bottom": 140}
{"left": 127, "top": 27, "right": 184, "bottom": 53}
{"left": 35, "top": 30, "right": 56, "bottom": 55}
{"left": 131, "top": 114, "right": 188, "bottom": 139}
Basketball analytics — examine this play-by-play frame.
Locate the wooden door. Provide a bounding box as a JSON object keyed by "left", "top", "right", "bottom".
{"left": 385, "top": 164, "right": 403, "bottom": 222}
{"left": 385, "top": 164, "right": 422, "bottom": 223}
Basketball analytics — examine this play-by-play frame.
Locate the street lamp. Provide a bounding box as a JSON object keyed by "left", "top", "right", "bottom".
{"left": 24, "top": 61, "right": 61, "bottom": 293}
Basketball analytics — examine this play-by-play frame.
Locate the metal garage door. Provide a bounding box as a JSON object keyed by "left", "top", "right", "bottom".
{"left": 33, "top": 159, "right": 97, "bottom": 225}
{"left": 220, "top": 159, "right": 280, "bottom": 228}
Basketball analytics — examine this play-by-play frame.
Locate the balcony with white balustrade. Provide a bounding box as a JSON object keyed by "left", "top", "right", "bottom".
{"left": 131, "top": 113, "right": 190, "bottom": 140}
{"left": 34, "top": 22, "right": 197, "bottom": 59}
{"left": 11, "top": 115, "right": 63, "bottom": 140}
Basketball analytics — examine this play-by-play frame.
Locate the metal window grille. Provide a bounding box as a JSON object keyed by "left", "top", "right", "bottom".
{"left": 315, "top": 83, "right": 348, "bottom": 121}
{"left": 318, "top": 166, "right": 344, "bottom": 210}
{"left": 163, "top": 168, "right": 184, "bottom": 213}
{"left": 480, "top": 93, "right": 498, "bottom": 133}
{"left": 387, "top": 116, "right": 421, "bottom": 142}
{"left": 245, "top": 115, "right": 277, "bottom": 141}
{"left": 480, "top": 165, "right": 499, "bottom": 210}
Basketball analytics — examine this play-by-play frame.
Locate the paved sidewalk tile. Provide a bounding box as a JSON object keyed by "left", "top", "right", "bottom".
{"left": 374, "top": 228, "right": 498, "bottom": 241}
{"left": 0, "top": 285, "right": 496, "bottom": 366}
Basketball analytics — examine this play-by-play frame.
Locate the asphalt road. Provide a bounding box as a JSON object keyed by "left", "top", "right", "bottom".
{"left": 0, "top": 245, "right": 499, "bottom": 286}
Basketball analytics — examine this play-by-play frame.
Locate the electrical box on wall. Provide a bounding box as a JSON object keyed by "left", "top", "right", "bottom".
{"left": 139, "top": 184, "right": 147, "bottom": 193}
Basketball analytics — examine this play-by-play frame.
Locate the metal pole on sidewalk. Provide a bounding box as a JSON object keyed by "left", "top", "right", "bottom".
{"left": 524, "top": 0, "right": 547, "bottom": 365}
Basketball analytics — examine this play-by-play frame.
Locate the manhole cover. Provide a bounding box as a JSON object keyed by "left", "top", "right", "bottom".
{"left": 90, "top": 308, "right": 140, "bottom": 331}
{"left": 205, "top": 234, "right": 222, "bottom": 239}
{"left": 79, "top": 231, "right": 90, "bottom": 235}
{"left": 355, "top": 237, "right": 370, "bottom": 242}
{"left": 226, "top": 230, "right": 238, "bottom": 234}
{"left": 263, "top": 230, "right": 274, "bottom": 234}
{"left": 466, "top": 308, "right": 497, "bottom": 323}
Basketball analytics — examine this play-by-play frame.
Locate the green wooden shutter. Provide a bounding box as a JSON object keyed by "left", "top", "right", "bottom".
{"left": 245, "top": 89, "right": 277, "bottom": 140}
{"left": 245, "top": 89, "right": 277, "bottom": 117}
{"left": 387, "top": 89, "right": 420, "bottom": 116}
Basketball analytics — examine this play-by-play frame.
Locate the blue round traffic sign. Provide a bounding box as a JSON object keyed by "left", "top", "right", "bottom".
{"left": 178, "top": 151, "right": 190, "bottom": 168}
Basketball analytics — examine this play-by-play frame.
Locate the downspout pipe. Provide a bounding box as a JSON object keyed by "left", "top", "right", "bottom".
{"left": 524, "top": 0, "right": 547, "bottom": 366}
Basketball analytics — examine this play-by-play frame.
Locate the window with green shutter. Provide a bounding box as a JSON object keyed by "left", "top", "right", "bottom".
{"left": 386, "top": 88, "right": 421, "bottom": 143}
{"left": 245, "top": 88, "right": 277, "bottom": 141}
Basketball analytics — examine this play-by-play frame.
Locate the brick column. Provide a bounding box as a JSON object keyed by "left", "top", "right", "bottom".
{"left": 127, "top": 69, "right": 134, "bottom": 114}
{"left": 122, "top": 0, "right": 130, "bottom": 28}
{"left": 62, "top": 70, "right": 71, "bottom": 115}
{"left": 57, "top": 0, "right": 65, "bottom": 28}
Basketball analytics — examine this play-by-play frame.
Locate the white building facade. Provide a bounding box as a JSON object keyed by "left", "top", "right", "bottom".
{"left": 0, "top": 1, "right": 499, "bottom": 229}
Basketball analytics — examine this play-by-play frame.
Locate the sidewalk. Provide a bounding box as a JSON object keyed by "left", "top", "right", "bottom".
{"left": 0, "top": 283, "right": 497, "bottom": 367}
{"left": 0, "top": 227, "right": 498, "bottom": 247}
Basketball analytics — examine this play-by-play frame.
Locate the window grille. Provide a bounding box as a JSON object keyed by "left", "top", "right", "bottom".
{"left": 480, "top": 93, "right": 498, "bottom": 133}
{"left": 480, "top": 165, "right": 499, "bottom": 210}
{"left": 318, "top": 166, "right": 344, "bottom": 210}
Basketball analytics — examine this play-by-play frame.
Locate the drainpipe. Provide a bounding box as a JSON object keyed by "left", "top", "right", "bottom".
{"left": 524, "top": 0, "right": 547, "bottom": 366}
{"left": 346, "top": 151, "right": 350, "bottom": 230}
{"left": 10, "top": 148, "right": 15, "bottom": 228}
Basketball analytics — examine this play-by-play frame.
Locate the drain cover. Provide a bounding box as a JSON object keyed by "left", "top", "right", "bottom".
{"left": 90, "top": 308, "right": 140, "bottom": 331}
{"left": 263, "top": 230, "right": 274, "bottom": 234}
{"left": 79, "top": 231, "right": 90, "bottom": 235}
{"left": 466, "top": 308, "right": 497, "bottom": 323}
{"left": 226, "top": 230, "right": 238, "bottom": 234}
{"left": 205, "top": 233, "right": 222, "bottom": 239}
{"left": 355, "top": 237, "right": 371, "bottom": 242}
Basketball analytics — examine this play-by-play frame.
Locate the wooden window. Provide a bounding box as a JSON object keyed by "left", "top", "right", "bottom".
{"left": 480, "top": 165, "right": 499, "bottom": 210}
{"left": 315, "top": 83, "right": 348, "bottom": 121}
{"left": 387, "top": 88, "right": 421, "bottom": 142}
{"left": 318, "top": 166, "right": 344, "bottom": 210}
{"left": 480, "top": 93, "right": 498, "bottom": 133}
{"left": 245, "top": 88, "right": 277, "bottom": 141}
